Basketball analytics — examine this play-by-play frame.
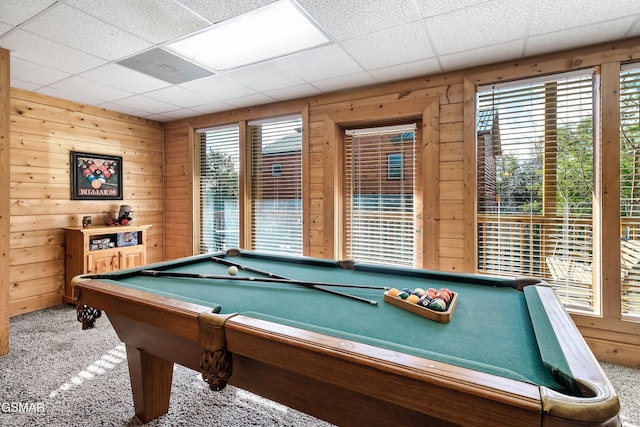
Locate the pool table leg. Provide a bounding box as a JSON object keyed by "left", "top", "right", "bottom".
{"left": 124, "top": 344, "right": 173, "bottom": 423}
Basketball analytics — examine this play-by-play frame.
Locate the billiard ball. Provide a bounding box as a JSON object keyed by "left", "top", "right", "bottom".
{"left": 439, "top": 288, "right": 452, "bottom": 298}
{"left": 435, "top": 290, "right": 451, "bottom": 304}
{"left": 417, "top": 295, "right": 431, "bottom": 307}
{"left": 387, "top": 288, "right": 400, "bottom": 297}
{"left": 228, "top": 266, "right": 238, "bottom": 276}
{"left": 398, "top": 291, "right": 410, "bottom": 300}
{"left": 406, "top": 294, "right": 420, "bottom": 304}
{"left": 428, "top": 298, "right": 447, "bottom": 312}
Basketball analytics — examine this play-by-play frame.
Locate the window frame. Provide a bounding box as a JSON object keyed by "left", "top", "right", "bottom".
{"left": 344, "top": 124, "right": 417, "bottom": 266}
{"left": 475, "top": 69, "right": 599, "bottom": 314}
{"left": 195, "top": 114, "right": 304, "bottom": 256}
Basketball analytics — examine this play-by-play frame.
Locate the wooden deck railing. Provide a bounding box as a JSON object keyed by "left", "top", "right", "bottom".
{"left": 477, "top": 215, "right": 640, "bottom": 316}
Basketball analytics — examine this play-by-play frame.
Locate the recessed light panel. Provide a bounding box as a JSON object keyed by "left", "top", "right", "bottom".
{"left": 166, "top": 0, "right": 329, "bottom": 71}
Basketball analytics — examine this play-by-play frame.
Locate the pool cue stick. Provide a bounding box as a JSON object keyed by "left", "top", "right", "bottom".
{"left": 210, "top": 256, "right": 389, "bottom": 290}
{"left": 141, "top": 269, "right": 378, "bottom": 306}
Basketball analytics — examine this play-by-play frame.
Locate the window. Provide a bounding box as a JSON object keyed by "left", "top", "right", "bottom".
{"left": 248, "top": 116, "right": 303, "bottom": 254}
{"left": 477, "top": 71, "right": 595, "bottom": 312}
{"left": 620, "top": 63, "right": 640, "bottom": 318}
{"left": 198, "top": 125, "right": 240, "bottom": 253}
{"left": 344, "top": 125, "right": 416, "bottom": 266}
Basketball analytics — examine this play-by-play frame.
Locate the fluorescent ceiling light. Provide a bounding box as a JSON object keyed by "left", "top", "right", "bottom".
{"left": 167, "top": 0, "right": 329, "bottom": 71}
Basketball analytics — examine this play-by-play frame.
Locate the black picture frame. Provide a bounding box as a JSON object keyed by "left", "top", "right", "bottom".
{"left": 71, "top": 151, "right": 123, "bottom": 200}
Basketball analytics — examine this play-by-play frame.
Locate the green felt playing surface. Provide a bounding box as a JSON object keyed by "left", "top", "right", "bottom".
{"left": 101, "top": 252, "right": 574, "bottom": 395}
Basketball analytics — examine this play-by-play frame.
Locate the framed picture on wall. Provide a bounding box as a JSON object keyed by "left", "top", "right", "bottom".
{"left": 70, "top": 151, "right": 123, "bottom": 200}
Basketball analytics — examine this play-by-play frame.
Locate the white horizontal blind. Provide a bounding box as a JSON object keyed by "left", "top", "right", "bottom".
{"left": 477, "top": 71, "right": 595, "bottom": 312}
{"left": 620, "top": 64, "right": 640, "bottom": 318}
{"left": 249, "top": 116, "right": 302, "bottom": 255}
{"left": 344, "top": 124, "right": 416, "bottom": 266}
{"left": 198, "top": 125, "right": 240, "bottom": 253}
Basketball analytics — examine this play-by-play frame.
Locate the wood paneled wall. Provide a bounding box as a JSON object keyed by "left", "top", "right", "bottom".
{"left": 164, "top": 37, "right": 640, "bottom": 367}
{"left": 7, "top": 89, "right": 164, "bottom": 316}
{"left": 1, "top": 48, "right": 10, "bottom": 355}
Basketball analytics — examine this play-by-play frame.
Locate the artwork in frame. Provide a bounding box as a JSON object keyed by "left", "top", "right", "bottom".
{"left": 70, "top": 151, "right": 123, "bottom": 200}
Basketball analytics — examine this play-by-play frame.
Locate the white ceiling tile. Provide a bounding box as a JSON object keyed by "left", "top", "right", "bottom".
{"left": 312, "top": 71, "right": 376, "bottom": 93}
{"left": 0, "top": 0, "right": 56, "bottom": 26}
{"left": 67, "top": 0, "right": 210, "bottom": 44}
{"left": 1, "top": 30, "right": 105, "bottom": 73}
{"left": 530, "top": 0, "right": 640, "bottom": 35}
{"left": 414, "top": 0, "right": 489, "bottom": 18}
{"left": 143, "top": 86, "right": 213, "bottom": 108}
{"left": 275, "top": 44, "right": 363, "bottom": 82}
{"left": 47, "top": 76, "right": 134, "bottom": 102}
{"left": 180, "top": 75, "right": 256, "bottom": 100}
{"left": 0, "top": 22, "right": 13, "bottom": 35}
{"left": 427, "top": 0, "right": 530, "bottom": 55}
{"left": 223, "top": 62, "right": 306, "bottom": 92}
{"left": 79, "top": 64, "right": 172, "bottom": 93}
{"left": 98, "top": 101, "right": 151, "bottom": 118}
{"left": 629, "top": 17, "right": 640, "bottom": 37}
{"left": 189, "top": 100, "right": 236, "bottom": 115}
{"left": 368, "top": 58, "right": 442, "bottom": 82}
{"left": 526, "top": 18, "right": 637, "bottom": 57}
{"left": 439, "top": 40, "right": 524, "bottom": 71}
{"left": 109, "top": 95, "right": 182, "bottom": 114}
{"left": 298, "top": 0, "right": 419, "bottom": 41}
{"left": 38, "top": 86, "right": 110, "bottom": 106}
{"left": 10, "top": 78, "right": 41, "bottom": 92}
{"left": 341, "top": 21, "right": 433, "bottom": 70}
{"left": 10, "top": 57, "right": 70, "bottom": 86}
{"left": 146, "top": 109, "right": 201, "bottom": 121}
{"left": 177, "top": 0, "right": 278, "bottom": 24}
{"left": 23, "top": 4, "right": 151, "bottom": 60}
{"left": 225, "top": 93, "right": 276, "bottom": 108}
{"left": 265, "top": 83, "right": 322, "bottom": 101}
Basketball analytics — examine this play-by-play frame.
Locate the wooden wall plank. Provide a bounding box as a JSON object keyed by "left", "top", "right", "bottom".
{"left": 422, "top": 98, "right": 440, "bottom": 269}
{"left": 1, "top": 47, "right": 10, "bottom": 354}
{"left": 462, "top": 79, "right": 477, "bottom": 272}
{"left": 596, "top": 62, "right": 622, "bottom": 320}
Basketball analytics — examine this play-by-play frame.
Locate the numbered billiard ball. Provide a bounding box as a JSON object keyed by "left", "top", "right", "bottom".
{"left": 428, "top": 298, "right": 447, "bottom": 312}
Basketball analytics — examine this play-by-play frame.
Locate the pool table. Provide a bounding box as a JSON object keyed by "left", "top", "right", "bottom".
{"left": 73, "top": 249, "right": 620, "bottom": 426}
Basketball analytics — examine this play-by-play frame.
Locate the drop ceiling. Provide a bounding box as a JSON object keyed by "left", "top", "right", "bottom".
{"left": 1, "top": 0, "right": 639, "bottom": 122}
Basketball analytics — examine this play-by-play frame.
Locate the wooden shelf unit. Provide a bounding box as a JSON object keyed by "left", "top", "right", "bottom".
{"left": 64, "top": 224, "right": 151, "bottom": 303}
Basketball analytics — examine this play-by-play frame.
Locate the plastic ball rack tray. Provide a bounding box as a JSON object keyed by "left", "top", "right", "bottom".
{"left": 383, "top": 291, "right": 458, "bottom": 323}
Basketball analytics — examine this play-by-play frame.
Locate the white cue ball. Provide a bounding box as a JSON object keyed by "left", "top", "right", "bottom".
{"left": 228, "top": 266, "right": 238, "bottom": 276}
